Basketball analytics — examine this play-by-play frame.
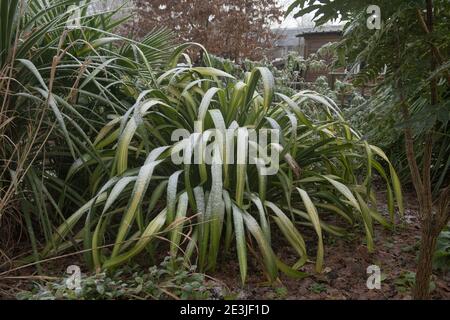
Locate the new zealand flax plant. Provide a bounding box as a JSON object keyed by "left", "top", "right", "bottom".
{"left": 44, "top": 47, "right": 403, "bottom": 283}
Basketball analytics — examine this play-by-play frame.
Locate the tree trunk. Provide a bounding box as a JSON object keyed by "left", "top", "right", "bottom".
{"left": 413, "top": 218, "right": 438, "bottom": 299}
{"left": 412, "top": 0, "right": 439, "bottom": 300}
{"left": 413, "top": 186, "right": 450, "bottom": 299}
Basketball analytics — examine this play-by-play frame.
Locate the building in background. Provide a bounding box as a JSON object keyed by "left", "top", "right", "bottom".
{"left": 297, "top": 25, "right": 343, "bottom": 82}
{"left": 270, "top": 25, "right": 342, "bottom": 60}
{"left": 297, "top": 25, "right": 343, "bottom": 58}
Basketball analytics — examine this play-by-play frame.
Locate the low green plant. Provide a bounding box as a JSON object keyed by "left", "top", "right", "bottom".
{"left": 433, "top": 228, "right": 450, "bottom": 272}
{"left": 309, "top": 282, "right": 327, "bottom": 294}
{"left": 394, "top": 271, "right": 436, "bottom": 294}
{"left": 17, "top": 257, "right": 214, "bottom": 300}
{"left": 394, "top": 271, "right": 416, "bottom": 293}
{"left": 274, "top": 286, "right": 289, "bottom": 299}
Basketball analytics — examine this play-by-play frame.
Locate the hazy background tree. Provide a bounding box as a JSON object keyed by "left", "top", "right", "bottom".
{"left": 130, "top": 0, "right": 283, "bottom": 61}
